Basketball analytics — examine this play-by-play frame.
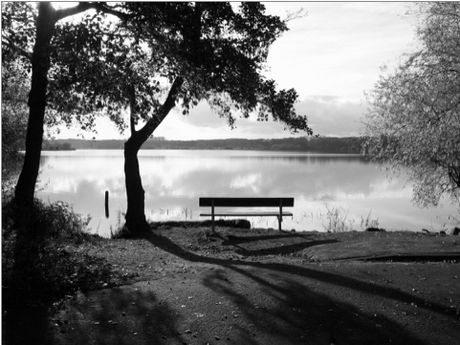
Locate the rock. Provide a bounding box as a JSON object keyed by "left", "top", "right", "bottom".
{"left": 450, "top": 227, "right": 460, "bottom": 236}
{"left": 366, "top": 227, "right": 385, "bottom": 232}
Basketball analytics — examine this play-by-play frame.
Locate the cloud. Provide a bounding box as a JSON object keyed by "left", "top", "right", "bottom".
{"left": 155, "top": 103, "right": 294, "bottom": 140}
{"left": 153, "top": 95, "right": 367, "bottom": 140}
{"left": 296, "top": 96, "right": 366, "bottom": 137}
{"left": 264, "top": 2, "right": 416, "bottom": 102}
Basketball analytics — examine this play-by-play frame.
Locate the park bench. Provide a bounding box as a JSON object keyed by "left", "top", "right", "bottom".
{"left": 199, "top": 197, "right": 294, "bottom": 232}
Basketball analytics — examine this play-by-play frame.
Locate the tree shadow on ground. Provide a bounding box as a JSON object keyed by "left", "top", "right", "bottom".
{"left": 223, "top": 231, "right": 316, "bottom": 244}
{"left": 44, "top": 286, "right": 184, "bottom": 345}
{"left": 144, "top": 231, "right": 459, "bottom": 344}
{"left": 202, "top": 267, "right": 408, "bottom": 345}
{"left": 215, "top": 228, "right": 337, "bottom": 256}
{"left": 231, "top": 239, "right": 338, "bottom": 256}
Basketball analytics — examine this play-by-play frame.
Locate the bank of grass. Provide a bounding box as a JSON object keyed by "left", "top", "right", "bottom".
{"left": 1, "top": 198, "right": 136, "bottom": 311}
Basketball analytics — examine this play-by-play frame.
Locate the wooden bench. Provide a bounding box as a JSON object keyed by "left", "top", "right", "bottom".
{"left": 199, "top": 197, "right": 294, "bottom": 231}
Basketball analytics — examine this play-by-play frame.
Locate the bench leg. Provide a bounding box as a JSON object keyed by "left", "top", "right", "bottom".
{"left": 278, "top": 215, "right": 282, "bottom": 231}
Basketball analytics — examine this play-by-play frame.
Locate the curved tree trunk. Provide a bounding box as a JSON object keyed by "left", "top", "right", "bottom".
{"left": 122, "top": 78, "right": 184, "bottom": 238}
{"left": 123, "top": 135, "right": 150, "bottom": 236}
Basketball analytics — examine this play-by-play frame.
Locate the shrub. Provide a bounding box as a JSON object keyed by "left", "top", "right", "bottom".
{"left": 2, "top": 199, "right": 124, "bottom": 310}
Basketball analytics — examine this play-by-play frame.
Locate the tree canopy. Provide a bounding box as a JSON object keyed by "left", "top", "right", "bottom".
{"left": 47, "top": 2, "right": 312, "bottom": 138}
{"left": 363, "top": 2, "right": 460, "bottom": 208}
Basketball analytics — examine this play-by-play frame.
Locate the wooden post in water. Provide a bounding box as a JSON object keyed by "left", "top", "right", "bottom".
{"left": 105, "top": 191, "right": 109, "bottom": 218}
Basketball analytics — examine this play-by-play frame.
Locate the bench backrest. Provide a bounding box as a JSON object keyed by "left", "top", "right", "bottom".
{"left": 199, "top": 197, "right": 294, "bottom": 207}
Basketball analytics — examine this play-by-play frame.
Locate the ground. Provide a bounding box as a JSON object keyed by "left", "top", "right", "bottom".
{"left": 3, "top": 225, "right": 460, "bottom": 344}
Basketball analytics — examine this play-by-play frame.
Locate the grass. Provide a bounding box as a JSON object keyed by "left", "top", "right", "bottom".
{"left": 300, "top": 204, "right": 381, "bottom": 233}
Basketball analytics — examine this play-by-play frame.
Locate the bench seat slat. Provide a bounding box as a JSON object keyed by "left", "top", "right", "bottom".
{"left": 200, "top": 212, "right": 293, "bottom": 217}
{"left": 199, "top": 197, "right": 294, "bottom": 207}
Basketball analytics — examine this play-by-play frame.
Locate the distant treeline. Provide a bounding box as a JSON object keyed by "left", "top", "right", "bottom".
{"left": 43, "top": 137, "right": 366, "bottom": 154}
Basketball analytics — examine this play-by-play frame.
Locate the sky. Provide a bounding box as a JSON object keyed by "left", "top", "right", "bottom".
{"left": 55, "top": 2, "right": 419, "bottom": 141}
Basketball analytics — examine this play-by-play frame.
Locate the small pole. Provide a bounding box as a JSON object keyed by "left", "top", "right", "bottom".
{"left": 105, "top": 191, "right": 109, "bottom": 218}
{"left": 211, "top": 199, "right": 215, "bottom": 232}
{"left": 279, "top": 200, "right": 283, "bottom": 231}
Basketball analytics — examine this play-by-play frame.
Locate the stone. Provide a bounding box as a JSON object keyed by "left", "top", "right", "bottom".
{"left": 450, "top": 227, "right": 460, "bottom": 236}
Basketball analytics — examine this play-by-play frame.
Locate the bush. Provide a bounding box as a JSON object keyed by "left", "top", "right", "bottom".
{"left": 2, "top": 199, "right": 125, "bottom": 310}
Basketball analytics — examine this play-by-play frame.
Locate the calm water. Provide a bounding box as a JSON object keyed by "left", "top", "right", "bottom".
{"left": 37, "top": 150, "right": 458, "bottom": 237}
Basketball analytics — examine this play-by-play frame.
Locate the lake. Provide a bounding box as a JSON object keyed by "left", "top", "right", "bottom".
{"left": 37, "top": 150, "right": 458, "bottom": 237}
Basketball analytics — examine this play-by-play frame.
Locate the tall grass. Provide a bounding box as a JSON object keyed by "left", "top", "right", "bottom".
{"left": 301, "top": 204, "right": 380, "bottom": 233}
{"left": 360, "top": 211, "right": 380, "bottom": 230}
{"left": 321, "top": 204, "right": 354, "bottom": 232}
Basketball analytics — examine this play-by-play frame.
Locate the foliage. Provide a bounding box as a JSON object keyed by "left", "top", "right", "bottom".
{"left": 363, "top": 2, "right": 460, "bottom": 208}
{"left": 1, "top": 2, "right": 35, "bottom": 65}
{"left": 1, "top": 61, "right": 29, "bottom": 196}
{"left": 46, "top": 2, "right": 313, "bottom": 139}
{"left": 2, "top": 199, "right": 132, "bottom": 309}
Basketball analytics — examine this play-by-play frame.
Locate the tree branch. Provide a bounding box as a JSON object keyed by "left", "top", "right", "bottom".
{"left": 163, "top": 77, "right": 185, "bottom": 114}
{"left": 138, "top": 76, "right": 184, "bottom": 141}
{"left": 55, "top": 2, "right": 129, "bottom": 22}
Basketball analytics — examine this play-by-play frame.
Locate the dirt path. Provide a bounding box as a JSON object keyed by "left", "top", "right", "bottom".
{"left": 4, "top": 227, "right": 460, "bottom": 344}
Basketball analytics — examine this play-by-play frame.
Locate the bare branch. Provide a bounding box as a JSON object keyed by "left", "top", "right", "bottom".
{"left": 283, "top": 8, "right": 307, "bottom": 22}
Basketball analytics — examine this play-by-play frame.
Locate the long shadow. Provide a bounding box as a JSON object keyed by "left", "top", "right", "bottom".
{"left": 145, "top": 232, "right": 450, "bottom": 344}
{"left": 233, "top": 239, "right": 338, "bottom": 256}
{"left": 144, "top": 232, "right": 459, "bottom": 322}
{"left": 201, "top": 267, "right": 413, "bottom": 345}
{"left": 223, "top": 232, "right": 315, "bottom": 244}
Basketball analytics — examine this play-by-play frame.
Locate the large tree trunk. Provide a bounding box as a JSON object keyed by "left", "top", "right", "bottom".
{"left": 14, "top": 3, "right": 56, "bottom": 210}
{"left": 123, "top": 135, "right": 150, "bottom": 237}
{"left": 11, "top": 4, "right": 57, "bottom": 287}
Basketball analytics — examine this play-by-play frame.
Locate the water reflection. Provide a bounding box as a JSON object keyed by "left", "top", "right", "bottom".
{"left": 37, "top": 150, "right": 458, "bottom": 237}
